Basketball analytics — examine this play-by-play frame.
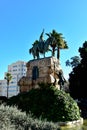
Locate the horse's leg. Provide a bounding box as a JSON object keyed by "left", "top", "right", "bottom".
{"left": 36, "top": 50, "right": 40, "bottom": 59}
{"left": 32, "top": 50, "right": 35, "bottom": 59}
{"left": 44, "top": 52, "right": 45, "bottom": 58}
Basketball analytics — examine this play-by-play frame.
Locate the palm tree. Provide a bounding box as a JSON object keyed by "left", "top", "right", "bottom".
{"left": 46, "top": 32, "right": 56, "bottom": 57}
{"left": 4, "top": 72, "right": 12, "bottom": 98}
{"left": 46, "top": 29, "right": 68, "bottom": 59}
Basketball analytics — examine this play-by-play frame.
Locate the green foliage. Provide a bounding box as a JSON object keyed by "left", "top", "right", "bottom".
{"left": 46, "top": 29, "right": 68, "bottom": 59}
{"left": 49, "top": 90, "right": 81, "bottom": 122}
{"left": 29, "top": 29, "right": 68, "bottom": 59}
{"left": 7, "top": 84, "right": 81, "bottom": 122}
{"left": 66, "top": 56, "right": 81, "bottom": 68}
{"left": 0, "top": 104, "right": 60, "bottom": 130}
{"left": 0, "top": 96, "right": 7, "bottom": 104}
{"left": 4, "top": 72, "right": 12, "bottom": 98}
{"left": 4, "top": 72, "right": 12, "bottom": 85}
{"left": 69, "top": 41, "right": 87, "bottom": 99}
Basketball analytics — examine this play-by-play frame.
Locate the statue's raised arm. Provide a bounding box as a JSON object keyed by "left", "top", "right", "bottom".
{"left": 39, "top": 29, "right": 44, "bottom": 42}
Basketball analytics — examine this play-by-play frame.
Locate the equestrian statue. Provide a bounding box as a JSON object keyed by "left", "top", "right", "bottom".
{"left": 29, "top": 29, "right": 53, "bottom": 59}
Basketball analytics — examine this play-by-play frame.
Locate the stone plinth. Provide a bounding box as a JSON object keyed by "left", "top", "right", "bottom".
{"left": 18, "top": 56, "right": 62, "bottom": 92}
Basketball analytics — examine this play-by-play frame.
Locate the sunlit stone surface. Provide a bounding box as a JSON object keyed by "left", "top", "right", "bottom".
{"left": 18, "top": 56, "right": 62, "bottom": 92}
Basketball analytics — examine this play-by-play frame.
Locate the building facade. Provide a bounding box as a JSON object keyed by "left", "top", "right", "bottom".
{"left": 0, "top": 61, "right": 27, "bottom": 97}
{"left": 0, "top": 80, "right": 6, "bottom": 96}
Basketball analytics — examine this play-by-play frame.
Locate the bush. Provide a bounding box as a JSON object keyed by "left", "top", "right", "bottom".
{"left": 7, "top": 84, "right": 81, "bottom": 122}
{"left": 0, "top": 96, "right": 7, "bottom": 104}
{"left": 0, "top": 104, "right": 60, "bottom": 130}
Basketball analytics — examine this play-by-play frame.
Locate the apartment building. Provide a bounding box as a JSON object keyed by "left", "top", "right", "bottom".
{"left": 0, "top": 61, "right": 27, "bottom": 97}
{"left": 0, "top": 80, "right": 6, "bottom": 96}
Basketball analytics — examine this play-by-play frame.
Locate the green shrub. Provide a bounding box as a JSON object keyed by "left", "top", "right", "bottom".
{"left": 0, "top": 96, "right": 7, "bottom": 104}
{"left": 7, "top": 84, "right": 81, "bottom": 122}
{"left": 0, "top": 104, "right": 60, "bottom": 130}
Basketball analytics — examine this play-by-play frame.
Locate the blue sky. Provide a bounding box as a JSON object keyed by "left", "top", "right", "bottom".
{"left": 0, "top": 0, "right": 87, "bottom": 79}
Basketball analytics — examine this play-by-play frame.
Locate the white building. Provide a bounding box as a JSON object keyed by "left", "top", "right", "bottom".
{"left": 0, "top": 80, "right": 6, "bottom": 96}
{"left": 0, "top": 61, "right": 27, "bottom": 97}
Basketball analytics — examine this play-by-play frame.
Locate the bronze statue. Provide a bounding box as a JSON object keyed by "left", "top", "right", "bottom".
{"left": 29, "top": 46, "right": 39, "bottom": 59}
{"left": 29, "top": 29, "right": 52, "bottom": 59}
{"left": 58, "top": 71, "right": 66, "bottom": 90}
{"left": 39, "top": 29, "right": 44, "bottom": 42}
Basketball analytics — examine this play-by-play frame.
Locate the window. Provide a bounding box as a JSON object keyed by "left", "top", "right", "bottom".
{"left": 13, "top": 65, "right": 17, "bottom": 68}
{"left": 32, "top": 66, "right": 39, "bottom": 80}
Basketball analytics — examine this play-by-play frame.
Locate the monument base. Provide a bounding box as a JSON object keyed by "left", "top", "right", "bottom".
{"left": 18, "top": 57, "right": 62, "bottom": 92}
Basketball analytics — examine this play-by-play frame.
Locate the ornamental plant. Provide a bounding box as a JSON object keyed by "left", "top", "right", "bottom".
{"left": 0, "top": 104, "right": 60, "bottom": 130}
{"left": 7, "top": 83, "right": 81, "bottom": 122}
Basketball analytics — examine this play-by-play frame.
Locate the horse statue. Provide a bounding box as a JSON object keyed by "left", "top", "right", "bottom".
{"left": 29, "top": 46, "right": 39, "bottom": 59}
{"left": 29, "top": 29, "right": 54, "bottom": 59}
{"left": 37, "top": 29, "right": 54, "bottom": 57}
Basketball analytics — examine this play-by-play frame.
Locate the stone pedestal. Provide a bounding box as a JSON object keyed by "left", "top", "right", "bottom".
{"left": 18, "top": 56, "right": 62, "bottom": 92}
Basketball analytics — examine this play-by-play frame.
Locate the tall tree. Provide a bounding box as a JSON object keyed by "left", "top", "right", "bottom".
{"left": 68, "top": 41, "right": 87, "bottom": 99}
{"left": 66, "top": 56, "right": 81, "bottom": 68}
{"left": 46, "top": 29, "right": 68, "bottom": 59}
{"left": 4, "top": 72, "right": 12, "bottom": 98}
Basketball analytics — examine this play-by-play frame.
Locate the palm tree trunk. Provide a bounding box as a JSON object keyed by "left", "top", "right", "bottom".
{"left": 7, "top": 85, "right": 9, "bottom": 98}
{"left": 52, "top": 47, "right": 55, "bottom": 57}
{"left": 7, "top": 81, "right": 9, "bottom": 98}
{"left": 57, "top": 48, "right": 60, "bottom": 59}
